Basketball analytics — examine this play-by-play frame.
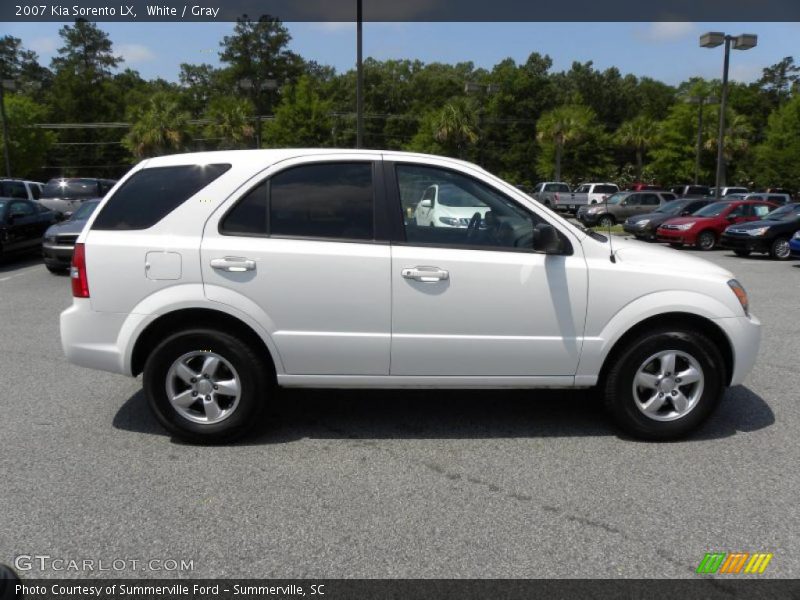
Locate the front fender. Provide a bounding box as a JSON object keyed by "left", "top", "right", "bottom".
{"left": 575, "top": 290, "right": 738, "bottom": 384}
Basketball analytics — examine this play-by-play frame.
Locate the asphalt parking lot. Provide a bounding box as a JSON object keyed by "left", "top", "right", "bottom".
{"left": 1, "top": 246, "right": 798, "bottom": 579}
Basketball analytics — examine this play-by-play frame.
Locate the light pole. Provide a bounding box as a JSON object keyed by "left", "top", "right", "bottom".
{"left": 238, "top": 78, "right": 278, "bottom": 149}
{"left": 0, "top": 79, "right": 15, "bottom": 178}
{"left": 700, "top": 32, "right": 757, "bottom": 199}
{"left": 356, "top": 0, "right": 364, "bottom": 148}
{"left": 464, "top": 82, "right": 498, "bottom": 167}
{"left": 687, "top": 95, "right": 718, "bottom": 185}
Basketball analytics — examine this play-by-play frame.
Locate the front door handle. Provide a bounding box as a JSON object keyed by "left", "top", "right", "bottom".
{"left": 210, "top": 257, "right": 256, "bottom": 272}
{"left": 401, "top": 266, "right": 449, "bottom": 282}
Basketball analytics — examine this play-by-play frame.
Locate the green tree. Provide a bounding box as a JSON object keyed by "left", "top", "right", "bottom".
{"left": 51, "top": 19, "right": 120, "bottom": 80}
{"left": 753, "top": 94, "right": 800, "bottom": 191}
{"left": 536, "top": 104, "right": 595, "bottom": 181}
{"left": 123, "top": 92, "right": 191, "bottom": 159}
{"left": 0, "top": 35, "right": 50, "bottom": 90}
{"left": 616, "top": 115, "right": 659, "bottom": 181}
{"left": 203, "top": 96, "right": 254, "bottom": 149}
{"left": 432, "top": 98, "right": 479, "bottom": 158}
{"left": 0, "top": 95, "right": 55, "bottom": 178}
{"left": 263, "top": 76, "right": 333, "bottom": 147}
{"left": 704, "top": 113, "right": 752, "bottom": 185}
{"left": 758, "top": 56, "right": 800, "bottom": 108}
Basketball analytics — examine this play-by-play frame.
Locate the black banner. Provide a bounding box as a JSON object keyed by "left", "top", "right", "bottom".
{"left": 6, "top": 579, "right": 800, "bottom": 600}
{"left": 3, "top": 0, "right": 800, "bottom": 22}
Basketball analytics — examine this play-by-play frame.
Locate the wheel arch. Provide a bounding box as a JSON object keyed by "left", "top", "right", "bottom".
{"left": 597, "top": 312, "right": 734, "bottom": 387}
{"left": 130, "top": 307, "right": 280, "bottom": 378}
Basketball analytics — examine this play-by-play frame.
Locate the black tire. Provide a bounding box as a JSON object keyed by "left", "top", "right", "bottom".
{"left": 598, "top": 215, "right": 615, "bottom": 228}
{"left": 769, "top": 236, "right": 791, "bottom": 260}
{"left": 0, "top": 564, "right": 21, "bottom": 600}
{"left": 733, "top": 249, "right": 751, "bottom": 257}
{"left": 695, "top": 230, "right": 716, "bottom": 250}
{"left": 45, "top": 264, "right": 67, "bottom": 274}
{"left": 603, "top": 328, "right": 725, "bottom": 441}
{"left": 143, "top": 328, "right": 272, "bottom": 444}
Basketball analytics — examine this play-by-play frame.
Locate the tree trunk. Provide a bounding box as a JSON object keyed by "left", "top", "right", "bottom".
{"left": 554, "top": 141, "right": 563, "bottom": 182}
{"left": 635, "top": 147, "right": 643, "bottom": 181}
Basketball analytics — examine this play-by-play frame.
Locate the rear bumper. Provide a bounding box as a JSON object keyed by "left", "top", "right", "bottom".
{"left": 719, "top": 235, "right": 769, "bottom": 254}
{"left": 60, "top": 299, "right": 146, "bottom": 376}
{"left": 714, "top": 314, "right": 761, "bottom": 387}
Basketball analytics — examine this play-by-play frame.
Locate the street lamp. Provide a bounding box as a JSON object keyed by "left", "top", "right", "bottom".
{"left": 686, "top": 95, "right": 718, "bottom": 185}
{"left": 237, "top": 78, "right": 278, "bottom": 149}
{"left": 700, "top": 32, "right": 758, "bottom": 199}
{"left": 0, "top": 79, "right": 15, "bottom": 178}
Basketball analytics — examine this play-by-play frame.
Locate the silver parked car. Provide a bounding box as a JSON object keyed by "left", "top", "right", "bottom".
{"left": 577, "top": 191, "right": 678, "bottom": 227}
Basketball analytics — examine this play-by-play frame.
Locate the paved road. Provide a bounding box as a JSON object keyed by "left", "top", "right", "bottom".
{"left": 0, "top": 248, "right": 797, "bottom": 579}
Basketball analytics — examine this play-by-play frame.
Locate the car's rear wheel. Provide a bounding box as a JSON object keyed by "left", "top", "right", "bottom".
{"left": 769, "top": 237, "right": 791, "bottom": 260}
{"left": 695, "top": 230, "right": 716, "bottom": 250}
{"left": 733, "top": 249, "right": 751, "bottom": 257}
{"left": 603, "top": 328, "right": 725, "bottom": 440}
{"left": 143, "top": 328, "right": 271, "bottom": 443}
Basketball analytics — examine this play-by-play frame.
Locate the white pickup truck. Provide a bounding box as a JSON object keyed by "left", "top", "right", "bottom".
{"left": 554, "top": 182, "right": 619, "bottom": 213}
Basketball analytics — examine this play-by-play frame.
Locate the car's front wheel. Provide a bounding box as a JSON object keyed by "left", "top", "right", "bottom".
{"left": 143, "top": 328, "right": 271, "bottom": 443}
{"left": 597, "top": 215, "right": 615, "bottom": 228}
{"left": 769, "top": 237, "right": 791, "bottom": 260}
{"left": 603, "top": 328, "right": 725, "bottom": 440}
{"left": 695, "top": 230, "right": 717, "bottom": 250}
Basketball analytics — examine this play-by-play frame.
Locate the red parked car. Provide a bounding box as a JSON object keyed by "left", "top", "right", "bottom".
{"left": 656, "top": 199, "right": 777, "bottom": 250}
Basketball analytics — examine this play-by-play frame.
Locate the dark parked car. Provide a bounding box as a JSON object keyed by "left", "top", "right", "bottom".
{"left": 576, "top": 190, "right": 677, "bottom": 227}
{"left": 622, "top": 197, "right": 713, "bottom": 240}
{"left": 0, "top": 198, "right": 58, "bottom": 259}
{"left": 720, "top": 203, "right": 800, "bottom": 260}
{"left": 42, "top": 200, "right": 101, "bottom": 272}
{"left": 38, "top": 178, "right": 115, "bottom": 216}
{"left": 670, "top": 184, "right": 711, "bottom": 198}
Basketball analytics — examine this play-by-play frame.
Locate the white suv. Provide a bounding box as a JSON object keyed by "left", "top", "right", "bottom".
{"left": 60, "top": 150, "right": 760, "bottom": 443}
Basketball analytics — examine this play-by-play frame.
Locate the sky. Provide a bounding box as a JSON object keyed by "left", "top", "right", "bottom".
{"left": 4, "top": 21, "right": 799, "bottom": 85}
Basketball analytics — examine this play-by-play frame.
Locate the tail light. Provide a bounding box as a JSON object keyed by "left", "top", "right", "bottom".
{"left": 71, "top": 242, "right": 90, "bottom": 298}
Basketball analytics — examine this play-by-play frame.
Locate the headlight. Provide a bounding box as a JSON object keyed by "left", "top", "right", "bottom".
{"left": 727, "top": 279, "right": 749, "bottom": 316}
{"left": 746, "top": 226, "right": 770, "bottom": 237}
{"left": 674, "top": 222, "right": 695, "bottom": 231}
{"left": 793, "top": 231, "right": 800, "bottom": 240}
{"left": 438, "top": 216, "right": 466, "bottom": 227}
{"left": 587, "top": 206, "right": 602, "bottom": 213}
{"left": 637, "top": 219, "right": 650, "bottom": 227}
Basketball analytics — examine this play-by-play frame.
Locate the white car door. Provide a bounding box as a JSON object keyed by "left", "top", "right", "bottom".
{"left": 201, "top": 154, "right": 391, "bottom": 376}
{"left": 387, "top": 159, "right": 588, "bottom": 378}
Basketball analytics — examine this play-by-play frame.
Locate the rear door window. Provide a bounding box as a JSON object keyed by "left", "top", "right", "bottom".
{"left": 92, "top": 164, "right": 231, "bottom": 231}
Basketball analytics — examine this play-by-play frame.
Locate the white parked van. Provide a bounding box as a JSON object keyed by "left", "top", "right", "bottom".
{"left": 61, "top": 150, "right": 760, "bottom": 443}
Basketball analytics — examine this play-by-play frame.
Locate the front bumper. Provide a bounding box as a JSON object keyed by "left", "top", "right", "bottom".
{"left": 719, "top": 234, "right": 770, "bottom": 254}
{"left": 789, "top": 237, "right": 800, "bottom": 258}
{"left": 714, "top": 314, "right": 762, "bottom": 387}
{"left": 623, "top": 221, "right": 655, "bottom": 237}
{"left": 656, "top": 228, "right": 694, "bottom": 245}
{"left": 577, "top": 211, "right": 603, "bottom": 225}
{"left": 42, "top": 242, "right": 75, "bottom": 266}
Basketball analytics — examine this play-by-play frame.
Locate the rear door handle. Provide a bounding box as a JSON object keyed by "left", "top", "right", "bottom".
{"left": 210, "top": 257, "right": 256, "bottom": 272}
{"left": 401, "top": 266, "right": 449, "bottom": 282}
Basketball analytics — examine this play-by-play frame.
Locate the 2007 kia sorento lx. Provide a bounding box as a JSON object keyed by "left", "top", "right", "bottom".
{"left": 60, "top": 150, "right": 760, "bottom": 443}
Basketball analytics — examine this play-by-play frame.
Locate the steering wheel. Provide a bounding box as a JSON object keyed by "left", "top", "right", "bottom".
{"left": 465, "top": 212, "right": 482, "bottom": 241}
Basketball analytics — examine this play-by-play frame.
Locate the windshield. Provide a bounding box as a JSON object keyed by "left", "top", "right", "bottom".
{"left": 765, "top": 204, "right": 800, "bottom": 221}
{"left": 603, "top": 193, "right": 626, "bottom": 205}
{"left": 437, "top": 184, "right": 485, "bottom": 207}
{"left": 42, "top": 179, "right": 98, "bottom": 199}
{"left": 694, "top": 202, "right": 730, "bottom": 217}
{"left": 71, "top": 201, "right": 100, "bottom": 220}
{"left": 655, "top": 199, "right": 690, "bottom": 215}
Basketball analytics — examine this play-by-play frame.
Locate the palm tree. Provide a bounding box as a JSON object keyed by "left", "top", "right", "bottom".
{"left": 536, "top": 104, "right": 594, "bottom": 182}
{"left": 704, "top": 113, "right": 752, "bottom": 185}
{"left": 123, "top": 92, "right": 191, "bottom": 159}
{"left": 616, "top": 115, "right": 659, "bottom": 181}
{"left": 432, "top": 98, "right": 479, "bottom": 158}
{"left": 203, "top": 96, "right": 255, "bottom": 149}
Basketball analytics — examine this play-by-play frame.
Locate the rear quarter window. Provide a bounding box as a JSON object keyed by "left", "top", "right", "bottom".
{"left": 92, "top": 164, "right": 230, "bottom": 231}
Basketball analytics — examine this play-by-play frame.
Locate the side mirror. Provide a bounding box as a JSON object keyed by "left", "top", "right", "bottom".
{"left": 533, "top": 223, "right": 562, "bottom": 254}
{"left": 419, "top": 199, "right": 432, "bottom": 209}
